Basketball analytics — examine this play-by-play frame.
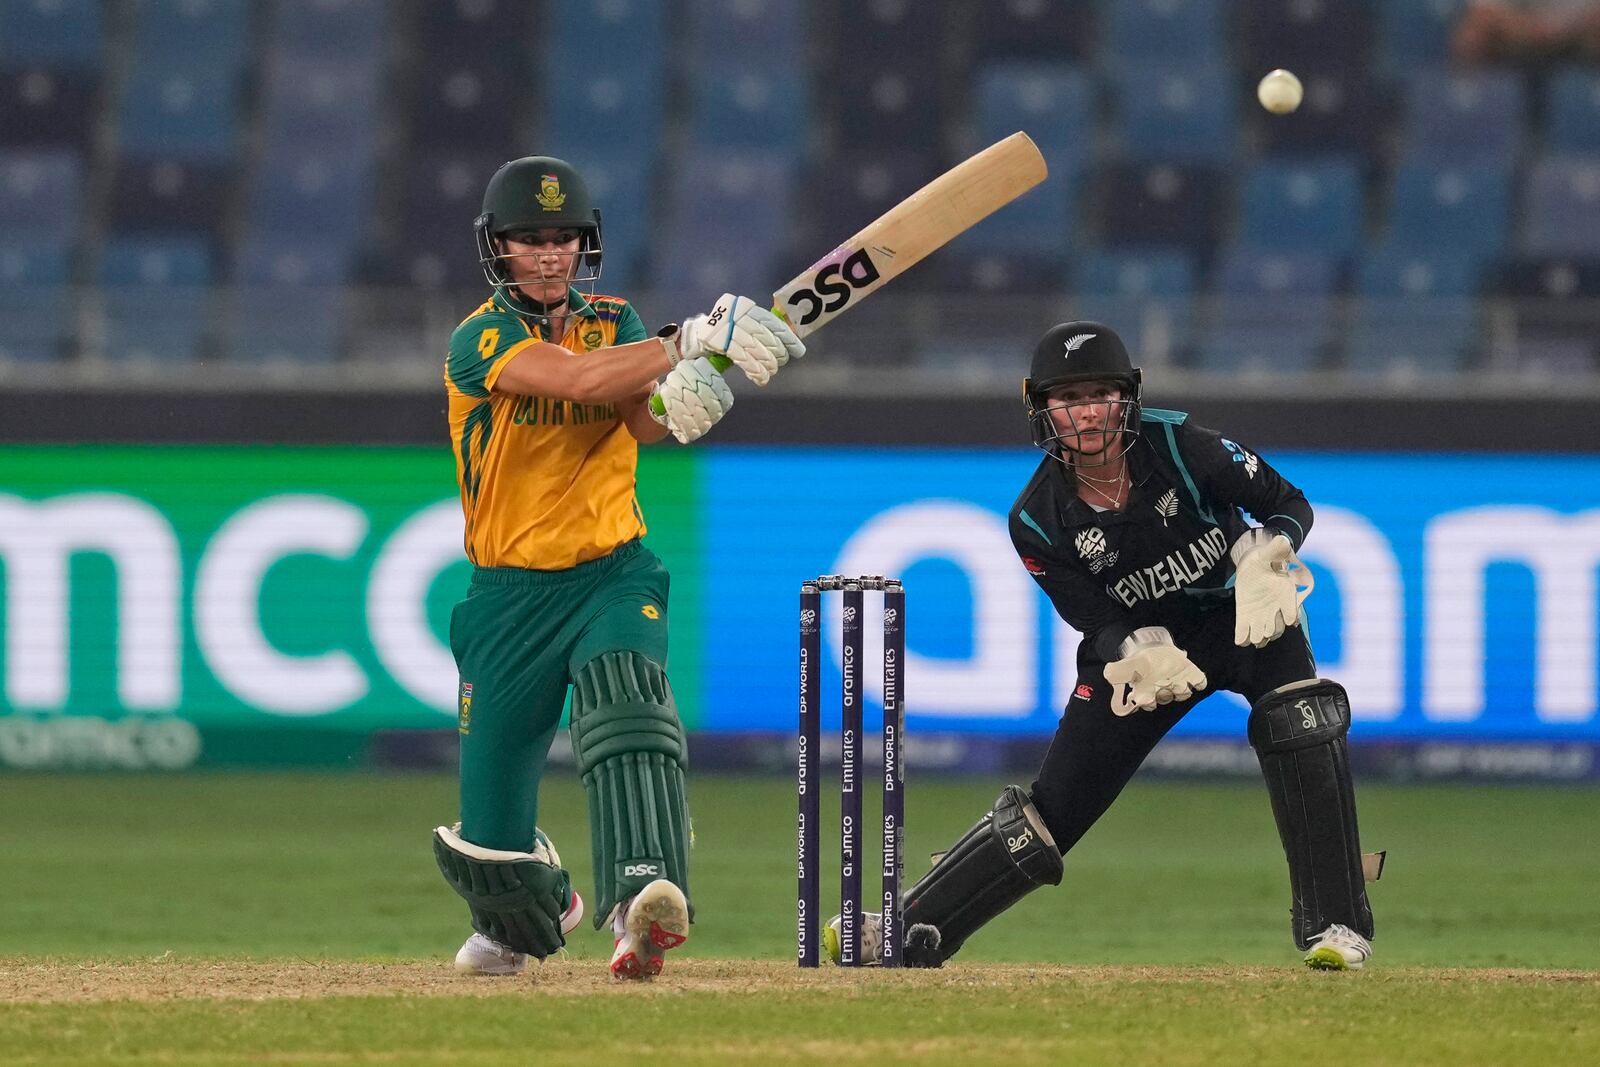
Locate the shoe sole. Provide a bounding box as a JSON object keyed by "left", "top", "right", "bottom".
{"left": 1304, "top": 946, "right": 1363, "bottom": 971}
{"left": 627, "top": 879, "right": 689, "bottom": 952}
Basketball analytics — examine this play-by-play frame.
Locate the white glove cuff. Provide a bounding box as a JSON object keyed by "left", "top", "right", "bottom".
{"left": 1229, "top": 527, "right": 1288, "bottom": 565}
{"left": 1117, "top": 626, "right": 1175, "bottom": 657}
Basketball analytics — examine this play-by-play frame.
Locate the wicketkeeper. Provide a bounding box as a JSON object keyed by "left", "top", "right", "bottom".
{"left": 829, "top": 321, "right": 1381, "bottom": 971}
{"left": 436, "top": 155, "right": 803, "bottom": 978}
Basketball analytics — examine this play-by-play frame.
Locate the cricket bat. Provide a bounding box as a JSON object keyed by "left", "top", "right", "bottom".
{"left": 651, "top": 132, "right": 1047, "bottom": 414}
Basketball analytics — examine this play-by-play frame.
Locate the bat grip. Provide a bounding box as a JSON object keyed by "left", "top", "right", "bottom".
{"left": 647, "top": 353, "right": 733, "bottom": 418}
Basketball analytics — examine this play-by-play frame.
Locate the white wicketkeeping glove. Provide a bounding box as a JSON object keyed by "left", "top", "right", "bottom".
{"left": 1103, "top": 627, "right": 1207, "bottom": 716}
{"left": 678, "top": 293, "right": 805, "bottom": 386}
{"left": 1230, "top": 528, "right": 1315, "bottom": 648}
{"left": 649, "top": 357, "right": 734, "bottom": 444}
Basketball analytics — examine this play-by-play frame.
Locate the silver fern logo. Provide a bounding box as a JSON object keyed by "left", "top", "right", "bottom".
{"left": 1063, "top": 332, "right": 1097, "bottom": 354}
{"left": 1155, "top": 489, "right": 1179, "bottom": 526}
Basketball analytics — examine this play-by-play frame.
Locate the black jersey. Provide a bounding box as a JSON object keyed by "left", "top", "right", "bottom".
{"left": 1008, "top": 409, "right": 1315, "bottom": 663}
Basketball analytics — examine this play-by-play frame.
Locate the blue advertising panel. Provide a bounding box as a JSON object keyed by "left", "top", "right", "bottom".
{"left": 702, "top": 448, "right": 1600, "bottom": 741}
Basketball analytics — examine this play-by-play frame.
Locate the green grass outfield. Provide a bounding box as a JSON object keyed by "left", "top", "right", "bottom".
{"left": 1, "top": 773, "right": 1596, "bottom": 1065}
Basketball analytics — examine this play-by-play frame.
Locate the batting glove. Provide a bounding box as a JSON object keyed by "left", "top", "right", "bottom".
{"left": 649, "top": 357, "right": 735, "bottom": 444}
{"left": 678, "top": 293, "right": 805, "bottom": 386}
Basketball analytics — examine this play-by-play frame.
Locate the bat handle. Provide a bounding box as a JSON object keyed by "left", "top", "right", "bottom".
{"left": 647, "top": 353, "right": 734, "bottom": 418}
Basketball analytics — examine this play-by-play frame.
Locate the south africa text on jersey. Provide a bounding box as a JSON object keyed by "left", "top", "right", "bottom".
{"left": 510, "top": 396, "right": 617, "bottom": 426}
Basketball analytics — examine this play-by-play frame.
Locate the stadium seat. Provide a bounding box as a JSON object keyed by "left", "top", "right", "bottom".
{"left": 1113, "top": 65, "right": 1237, "bottom": 165}
{"left": 1236, "top": 0, "right": 1371, "bottom": 75}
{"left": 0, "top": 0, "right": 103, "bottom": 67}
{"left": 97, "top": 237, "right": 213, "bottom": 363}
{"left": 419, "top": 0, "right": 535, "bottom": 53}
{"left": 1547, "top": 70, "right": 1600, "bottom": 154}
{"left": 1255, "top": 70, "right": 1380, "bottom": 158}
{"left": 268, "top": 0, "right": 385, "bottom": 64}
{"left": 1102, "top": 0, "right": 1224, "bottom": 66}
{"left": 107, "top": 156, "right": 232, "bottom": 237}
{"left": 827, "top": 0, "right": 955, "bottom": 149}
{"left": 1402, "top": 68, "right": 1525, "bottom": 162}
{"left": 118, "top": 64, "right": 242, "bottom": 161}
{"left": 686, "top": 66, "right": 808, "bottom": 163}
{"left": 1375, "top": 0, "right": 1467, "bottom": 69}
{"left": 129, "top": 0, "right": 250, "bottom": 74}
{"left": 229, "top": 238, "right": 351, "bottom": 364}
{"left": 1383, "top": 161, "right": 1512, "bottom": 265}
{"left": 1346, "top": 249, "right": 1481, "bottom": 376}
{"left": 406, "top": 61, "right": 518, "bottom": 152}
{"left": 1519, "top": 156, "right": 1600, "bottom": 257}
{"left": 973, "top": 62, "right": 1092, "bottom": 181}
{"left": 684, "top": 0, "right": 804, "bottom": 58}
{"left": 654, "top": 149, "right": 792, "bottom": 310}
{"left": 544, "top": 0, "right": 663, "bottom": 158}
{"left": 1096, "top": 163, "right": 1228, "bottom": 257}
{"left": 1197, "top": 250, "right": 1338, "bottom": 372}
{"left": 1495, "top": 255, "right": 1600, "bottom": 373}
{"left": 0, "top": 65, "right": 97, "bottom": 147}
{"left": 1236, "top": 159, "right": 1364, "bottom": 260}
{"left": 243, "top": 151, "right": 371, "bottom": 248}
{"left": 973, "top": 0, "right": 1094, "bottom": 61}
{"left": 0, "top": 238, "right": 70, "bottom": 362}
{"left": 1073, "top": 247, "right": 1197, "bottom": 366}
{"left": 260, "top": 54, "right": 382, "bottom": 150}
{"left": 0, "top": 147, "right": 81, "bottom": 240}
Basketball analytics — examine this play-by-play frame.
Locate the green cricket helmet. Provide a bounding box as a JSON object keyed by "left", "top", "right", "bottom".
{"left": 1022, "top": 321, "right": 1143, "bottom": 466}
{"left": 474, "top": 156, "right": 604, "bottom": 287}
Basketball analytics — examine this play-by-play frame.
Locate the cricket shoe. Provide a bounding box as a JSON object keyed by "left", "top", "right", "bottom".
{"left": 1303, "top": 923, "right": 1372, "bottom": 971}
{"left": 453, "top": 888, "right": 586, "bottom": 976}
{"left": 609, "top": 878, "right": 690, "bottom": 980}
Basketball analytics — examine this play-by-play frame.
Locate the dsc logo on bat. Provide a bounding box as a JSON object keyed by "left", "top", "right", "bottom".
{"left": 782, "top": 248, "right": 884, "bottom": 326}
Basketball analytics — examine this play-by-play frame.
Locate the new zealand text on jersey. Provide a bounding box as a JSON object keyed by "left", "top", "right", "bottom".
{"left": 1106, "top": 527, "right": 1229, "bottom": 608}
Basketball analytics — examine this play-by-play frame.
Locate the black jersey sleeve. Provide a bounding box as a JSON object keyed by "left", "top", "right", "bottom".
{"left": 1176, "top": 423, "right": 1315, "bottom": 550}
{"left": 1009, "top": 511, "right": 1138, "bottom": 664}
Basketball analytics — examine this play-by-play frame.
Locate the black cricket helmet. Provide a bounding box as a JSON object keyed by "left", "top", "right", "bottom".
{"left": 474, "top": 156, "right": 604, "bottom": 287}
{"left": 1023, "top": 321, "right": 1143, "bottom": 466}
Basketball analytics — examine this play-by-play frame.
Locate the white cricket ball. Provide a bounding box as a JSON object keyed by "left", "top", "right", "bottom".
{"left": 1257, "top": 68, "right": 1303, "bottom": 115}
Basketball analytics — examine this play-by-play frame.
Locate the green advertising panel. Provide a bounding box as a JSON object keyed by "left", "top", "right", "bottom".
{"left": 0, "top": 447, "right": 701, "bottom": 768}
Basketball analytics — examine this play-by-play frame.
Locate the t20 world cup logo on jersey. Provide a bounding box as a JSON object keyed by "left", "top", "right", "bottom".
{"left": 1074, "top": 527, "right": 1119, "bottom": 574}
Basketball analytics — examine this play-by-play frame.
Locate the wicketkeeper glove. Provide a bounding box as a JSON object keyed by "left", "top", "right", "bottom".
{"left": 1230, "top": 528, "right": 1315, "bottom": 648}
{"left": 1103, "top": 626, "right": 1207, "bottom": 716}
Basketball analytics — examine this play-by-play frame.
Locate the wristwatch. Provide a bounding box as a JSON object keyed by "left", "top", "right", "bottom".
{"left": 656, "top": 323, "right": 682, "bottom": 368}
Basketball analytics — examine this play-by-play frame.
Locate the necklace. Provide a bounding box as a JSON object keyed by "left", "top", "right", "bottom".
{"left": 1075, "top": 465, "right": 1128, "bottom": 510}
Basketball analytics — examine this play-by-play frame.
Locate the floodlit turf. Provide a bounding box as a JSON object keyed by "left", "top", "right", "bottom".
{"left": 1, "top": 773, "right": 1597, "bottom": 1064}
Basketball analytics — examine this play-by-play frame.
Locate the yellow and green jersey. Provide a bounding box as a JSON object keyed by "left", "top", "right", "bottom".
{"left": 444, "top": 286, "right": 650, "bottom": 570}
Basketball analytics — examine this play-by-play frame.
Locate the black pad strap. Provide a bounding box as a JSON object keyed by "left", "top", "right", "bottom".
{"left": 901, "top": 785, "right": 1063, "bottom": 966}
{"left": 1248, "top": 678, "right": 1375, "bottom": 949}
{"left": 432, "top": 826, "right": 571, "bottom": 959}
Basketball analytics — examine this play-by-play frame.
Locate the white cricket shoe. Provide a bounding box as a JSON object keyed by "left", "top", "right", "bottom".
{"left": 452, "top": 887, "right": 585, "bottom": 976}
{"left": 609, "top": 878, "right": 690, "bottom": 980}
{"left": 1303, "top": 923, "right": 1372, "bottom": 971}
{"left": 824, "top": 911, "right": 884, "bottom": 965}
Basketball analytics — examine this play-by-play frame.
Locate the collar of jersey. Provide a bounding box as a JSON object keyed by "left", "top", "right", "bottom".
{"left": 492, "top": 285, "right": 597, "bottom": 319}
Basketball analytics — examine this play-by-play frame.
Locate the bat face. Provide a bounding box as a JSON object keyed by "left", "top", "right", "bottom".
{"left": 771, "top": 132, "right": 1047, "bottom": 339}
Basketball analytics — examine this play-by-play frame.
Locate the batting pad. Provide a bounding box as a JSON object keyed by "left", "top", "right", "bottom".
{"left": 900, "top": 784, "right": 1063, "bottom": 966}
{"left": 432, "top": 825, "right": 572, "bottom": 959}
{"left": 1248, "top": 678, "right": 1376, "bottom": 950}
{"left": 569, "top": 651, "right": 692, "bottom": 928}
